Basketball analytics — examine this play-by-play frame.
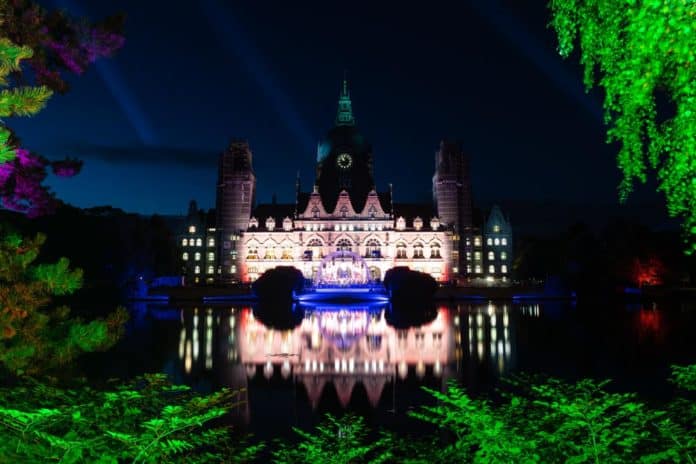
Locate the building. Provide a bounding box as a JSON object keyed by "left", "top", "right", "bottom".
{"left": 178, "top": 200, "right": 217, "bottom": 284}
{"left": 180, "top": 79, "right": 512, "bottom": 285}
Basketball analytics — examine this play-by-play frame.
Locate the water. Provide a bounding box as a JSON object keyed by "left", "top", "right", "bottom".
{"left": 91, "top": 299, "right": 696, "bottom": 439}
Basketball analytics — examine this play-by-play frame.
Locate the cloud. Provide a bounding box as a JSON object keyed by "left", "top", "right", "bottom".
{"left": 65, "top": 143, "right": 217, "bottom": 168}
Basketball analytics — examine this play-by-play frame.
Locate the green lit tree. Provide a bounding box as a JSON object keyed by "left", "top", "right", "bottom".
{"left": 549, "top": 0, "right": 696, "bottom": 253}
{"left": 0, "top": 230, "right": 127, "bottom": 376}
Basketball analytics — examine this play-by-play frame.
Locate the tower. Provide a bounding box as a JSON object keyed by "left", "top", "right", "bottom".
{"left": 315, "top": 78, "right": 375, "bottom": 212}
{"left": 432, "top": 140, "right": 473, "bottom": 274}
{"left": 216, "top": 140, "right": 256, "bottom": 282}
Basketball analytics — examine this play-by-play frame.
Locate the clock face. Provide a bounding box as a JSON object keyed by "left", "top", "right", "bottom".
{"left": 336, "top": 152, "right": 352, "bottom": 169}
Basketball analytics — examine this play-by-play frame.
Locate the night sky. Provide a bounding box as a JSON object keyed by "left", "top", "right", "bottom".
{"left": 9, "top": 0, "right": 675, "bottom": 232}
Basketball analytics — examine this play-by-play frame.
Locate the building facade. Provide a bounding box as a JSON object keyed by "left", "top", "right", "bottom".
{"left": 179, "top": 79, "right": 512, "bottom": 284}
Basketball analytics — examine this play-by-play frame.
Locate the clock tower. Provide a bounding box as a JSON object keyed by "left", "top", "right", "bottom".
{"left": 315, "top": 78, "right": 375, "bottom": 212}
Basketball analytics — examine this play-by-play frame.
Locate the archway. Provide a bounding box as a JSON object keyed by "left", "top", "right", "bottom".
{"left": 316, "top": 250, "right": 370, "bottom": 286}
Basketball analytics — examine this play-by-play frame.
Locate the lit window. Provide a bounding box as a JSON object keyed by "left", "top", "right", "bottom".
{"left": 413, "top": 243, "right": 424, "bottom": 259}
{"left": 194, "top": 265, "right": 200, "bottom": 274}
{"left": 466, "top": 265, "right": 472, "bottom": 273}
{"left": 208, "top": 238, "right": 215, "bottom": 247}
{"left": 196, "top": 238, "right": 202, "bottom": 247}
{"left": 247, "top": 248, "right": 258, "bottom": 260}
{"left": 465, "top": 238, "right": 471, "bottom": 246}
{"left": 208, "top": 252, "right": 215, "bottom": 261}
{"left": 313, "top": 224, "right": 318, "bottom": 231}
{"left": 489, "top": 265, "right": 495, "bottom": 273}
{"left": 493, "top": 225, "right": 500, "bottom": 233}
{"left": 348, "top": 224, "right": 354, "bottom": 231}
{"left": 466, "top": 252, "right": 472, "bottom": 260}
{"left": 182, "top": 238, "right": 188, "bottom": 246}
{"left": 207, "top": 266, "right": 214, "bottom": 274}
{"left": 474, "top": 237, "right": 482, "bottom": 246}
{"left": 188, "top": 226, "right": 196, "bottom": 233}
{"left": 377, "top": 224, "right": 383, "bottom": 231}
{"left": 502, "top": 265, "right": 508, "bottom": 274}
{"left": 336, "top": 239, "right": 352, "bottom": 252}
{"left": 281, "top": 248, "right": 292, "bottom": 260}
{"left": 264, "top": 248, "right": 276, "bottom": 260}
{"left": 475, "top": 265, "right": 482, "bottom": 274}
{"left": 501, "top": 252, "right": 507, "bottom": 260}
{"left": 486, "top": 238, "right": 492, "bottom": 245}
{"left": 195, "top": 252, "right": 201, "bottom": 261}
{"left": 230, "top": 265, "right": 237, "bottom": 273}
{"left": 396, "top": 243, "right": 407, "bottom": 259}
{"left": 474, "top": 251, "right": 481, "bottom": 260}
{"left": 430, "top": 243, "right": 441, "bottom": 259}
{"left": 334, "top": 225, "right": 339, "bottom": 231}
{"left": 453, "top": 266, "right": 459, "bottom": 273}
{"left": 501, "top": 238, "right": 508, "bottom": 246}
{"left": 182, "top": 252, "right": 189, "bottom": 261}
{"left": 488, "top": 251, "right": 494, "bottom": 260}
{"left": 494, "top": 238, "right": 500, "bottom": 246}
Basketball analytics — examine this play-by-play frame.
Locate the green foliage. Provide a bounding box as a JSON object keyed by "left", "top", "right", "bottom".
{"left": 0, "top": 230, "right": 126, "bottom": 376}
{"left": 272, "top": 414, "right": 392, "bottom": 464}
{"left": 549, "top": 0, "right": 696, "bottom": 253}
{"left": 0, "top": 374, "right": 262, "bottom": 463}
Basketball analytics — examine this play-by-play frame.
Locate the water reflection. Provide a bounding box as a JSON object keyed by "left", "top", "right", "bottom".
{"left": 171, "top": 302, "right": 540, "bottom": 414}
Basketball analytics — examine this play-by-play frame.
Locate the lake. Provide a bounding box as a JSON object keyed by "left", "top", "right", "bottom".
{"left": 92, "top": 299, "right": 696, "bottom": 440}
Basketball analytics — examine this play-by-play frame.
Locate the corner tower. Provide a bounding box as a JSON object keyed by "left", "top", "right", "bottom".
{"left": 315, "top": 78, "right": 374, "bottom": 212}
{"left": 216, "top": 140, "right": 255, "bottom": 282}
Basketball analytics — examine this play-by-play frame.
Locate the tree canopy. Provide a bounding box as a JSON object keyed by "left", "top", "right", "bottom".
{"left": 549, "top": 0, "right": 696, "bottom": 253}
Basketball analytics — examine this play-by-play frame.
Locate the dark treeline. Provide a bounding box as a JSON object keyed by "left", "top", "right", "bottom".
{"left": 0, "top": 203, "right": 179, "bottom": 301}
{"left": 514, "top": 218, "right": 696, "bottom": 294}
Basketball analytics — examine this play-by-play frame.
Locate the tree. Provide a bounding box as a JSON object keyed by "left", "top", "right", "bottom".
{"left": 0, "top": 0, "right": 123, "bottom": 216}
{"left": 549, "top": 0, "right": 696, "bottom": 254}
{"left": 0, "top": 230, "right": 127, "bottom": 376}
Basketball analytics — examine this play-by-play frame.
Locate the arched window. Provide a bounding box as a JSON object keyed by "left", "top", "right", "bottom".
{"left": 365, "top": 239, "right": 381, "bottom": 258}
{"left": 247, "top": 247, "right": 258, "bottom": 260}
{"left": 501, "top": 238, "right": 508, "bottom": 246}
{"left": 396, "top": 242, "right": 407, "bottom": 259}
{"left": 194, "top": 265, "right": 200, "bottom": 274}
{"left": 196, "top": 238, "right": 202, "bottom": 247}
{"left": 312, "top": 206, "right": 320, "bottom": 218}
{"left": 207, "top": 265, "right": 214, "bottom": 274}
{"left": 194, "top": 252, "right": 201, "bottom": 261}
{"left": 340, "top": 205, "right": 348, "bottom": 218}
{"left": 413, "top": 243, "right": 424, "bottom": 259}
{"left": 182, "top": 238, "right": 188, "bottom": 246}
{"left": 281, "top": 247, "right": 292, "bottom": 260}
{"left": 494, "top": 238, "right": 500, "bottom": 246}
{"left": 368, "top": 205, "right": 377, "bottom": 218}
{"left": 307, "top": 238, "right": 323, "bottom": 247}
{"left": 488, "top": 251, "right": 494, "bottom": 260}
{"left": 430, "top": 243, "right": 441, "bottom": 259}
{"left": 336, "top": 238, "right": 352, "bottom": 252}
{"left": 264, "top": 248, "right": 276, "bottom": 260}
{"left": 182, "top": 252, "right": 189, "bottom": 261}
{"left": 396, "top": 217, "right": 406, "bottom": 230}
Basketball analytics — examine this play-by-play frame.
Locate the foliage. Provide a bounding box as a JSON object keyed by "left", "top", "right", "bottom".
{"left": 0, "top": 374, "right": 262, "bottom": 463}
{"left": 0, "top": 229, "right": 126, "bottom": 376}
{"left": 272, "top": 414, "right": 393, "bottom": 464}
{"left": 407, "top": 369, "right": 696, "bottom": 463}
{"left": 548, "top": 0, "right": 696, "bottom": 253}
{"left": 0, "top": 0, "right": 123, "bottom": 216}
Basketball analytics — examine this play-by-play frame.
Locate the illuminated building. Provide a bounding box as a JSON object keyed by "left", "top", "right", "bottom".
{"left": 181, "top": 78, "right": 512, "bottom": 284}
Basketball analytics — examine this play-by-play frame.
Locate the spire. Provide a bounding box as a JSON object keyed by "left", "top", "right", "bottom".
{"left": 335, "top": 74, "right": 355, "bottom": 126}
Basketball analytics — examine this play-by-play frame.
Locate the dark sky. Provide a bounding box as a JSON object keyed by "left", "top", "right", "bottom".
{"left": 9, "top": 0, "right": 674, "bottom": 232}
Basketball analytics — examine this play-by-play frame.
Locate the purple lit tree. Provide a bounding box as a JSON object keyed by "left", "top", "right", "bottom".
{"left": 0, "top": 0, "right": 123, "bottom": 216}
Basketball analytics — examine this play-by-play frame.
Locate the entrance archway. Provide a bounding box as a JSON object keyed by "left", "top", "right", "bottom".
{"left": 316, "top": 250, "right": 370, "bottom": 286}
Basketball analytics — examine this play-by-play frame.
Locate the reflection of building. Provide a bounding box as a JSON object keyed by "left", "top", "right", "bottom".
{"left": 195, "top": 78, "right": 513, "bottom": 284}
{"left": 238, "top": 306, "right": 454, "bottom": 409}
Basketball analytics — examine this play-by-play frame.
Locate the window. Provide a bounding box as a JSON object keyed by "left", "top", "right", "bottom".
{"left": 208, "top": 252, "right": 215, "bottom": 261}
{"left": 466, "top": 252, "right": 472, "bottom": 260}
{"left": 264, "top": 248, "right": 276, "bottom": 260}
{"left": 182, "top": 238, "right": 188, "bottom": 246}
{"left": 194, "top": 265, "right": 200, "bottom": 274}
{"left": 474, "top": 237, "right": 482, "bottom": 246}
{"left": 182, "top": 252, "right": 189, "bottom": 261}
{"left": 247, "top": 247, "right": 258, "bottom": 260}
{"left": 396, "top": 217, "right": 406, "bottom": 230}
{"left": 474, "top": 251, "right": 481, "bottom": 260}
{"left": 281, "top": 248, "right": 292, "bottom": 260}
{"left": 475, "top": 265, "right": 482, "bottom": 274}
{"left": 207, "top": 265, "right": 214, "bottom": 274}
{"left": 489, "top": 265, "right": 495, "bottom": 273}
{"left": 486, "top": 238, "right": 492, "bottom": 246}
{"left": 488, "top": 251, "right": 494, "bottom": 260}
{"left": 208, "top": 238, "right": 215, "bottom": 247}
{"left": 336, "top": 239, "right": 352, "bottom": 252}
{"left": 466, "top": 265, "right": 472, "bottom": 273}
{"left": 307, "top": 238, "right": 322, "bottom": 247}
{"left": 334, "top": 224, "right": 340, "bottom": 231}
{"left": 430, "top": 243, "right": 441, "bottom": 259}
{"left": 365, "top": 239, "right": 381, "bottom": 258}
{"left": 501, "top": 251, "right": 507, "bottom": 260}
{"left": 413, "top": 243, "right": 424, "bottom": 259}
{"left": 494, "top": 238, "right": 500, "bottom": 246}
{"left": 340, "top": 206, "right": 348, "bottom": 218}
{"left": 493, "top": 225, "right": 500, "bottom": 233}
{"left": 501, "top": 238, "right": 508, "bottom": 246}
{"left": 196, "top": 238, "right": 202, "bottom": 247}
{"left": 194, "top": 252, "right": 201, "bottom": 261}
{"left": 312, "top": 207, "right": 319, "bottom": 218}
{"left": 396, "top": 243, "right": 407, "bottom": 259}
{"left": 502, "top": 265, "right": 508, "bottom": 274}
{"left": 230, "top": 265, "right": 237, "bottom": 273}
{"left": 188, "top": 226, "right": 196, "bottom": 233}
